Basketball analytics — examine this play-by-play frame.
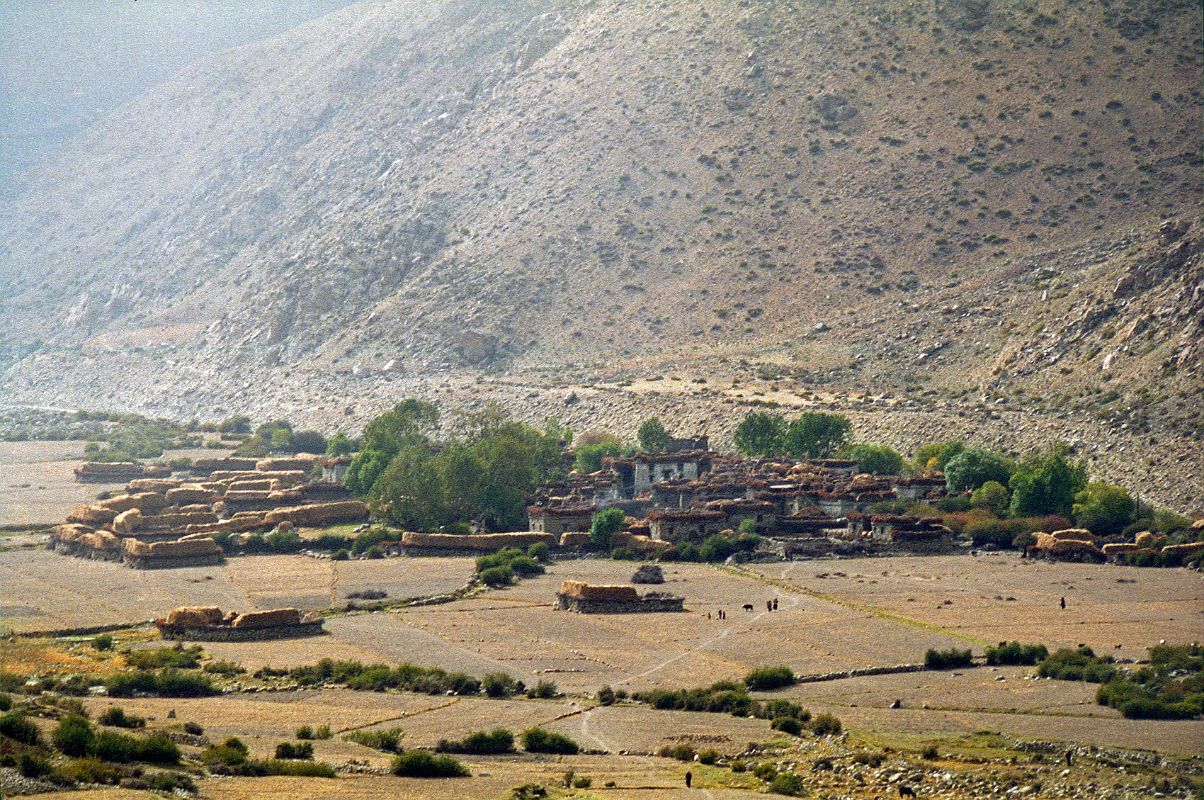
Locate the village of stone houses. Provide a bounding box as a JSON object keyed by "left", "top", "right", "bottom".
{"left": 0, "top": 400, "right": 1201, "bottom": 800}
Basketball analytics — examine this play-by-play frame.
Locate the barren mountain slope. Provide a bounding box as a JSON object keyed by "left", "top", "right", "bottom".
{"left": 0, "top": 0, "right": 1200, "bottom": 499}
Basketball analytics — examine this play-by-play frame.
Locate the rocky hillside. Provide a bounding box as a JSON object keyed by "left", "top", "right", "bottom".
{"left": 0, "top": 0, "right": 1200, "bottom": 501}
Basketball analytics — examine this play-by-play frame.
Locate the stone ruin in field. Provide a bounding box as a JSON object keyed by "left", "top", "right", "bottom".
{"left": 52, "top": 454, "right": 366, "bottom": 568}
{"left": 154, "top": 605, "right": 324, "bottom": 641}
{"left": 554, "top": 580, "right": 683, "bottom": 614}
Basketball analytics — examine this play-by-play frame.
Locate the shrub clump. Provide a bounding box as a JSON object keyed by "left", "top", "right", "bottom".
{"left": 521, "top": 727, "right": 580, "bottom": 754}
{"left": 1037, "top": 646, "right": 1117, "bottom": 682}
{"left": 744, "top": 665, "right": 795, "bottom": 691}
{"left": 924, "top": 648, "right": 973, "bottom": 670}
{"left": 768, "top": 771, "right": 805, "bottom": 796}
{"left": 106, "top": 669, "right": 216, "bottom": 698}
{"left": 346, "top": 727, "right": 403, "bottom": 753}
{"left": 436, "top": 728, "right": 515, "bottom": 755}
{"left": 808, "top": 712, "right": 842, "bottom": 736}
{"left": 275, "top": 741, "right": 314, "bottom": 760}
{"left": 392, "top": 750, "right": 470, "bottom": 778}
{"left": 985, "top": 641, "right": 1048, "bottom": 666}
{"left": 97, "top": 707, "right": 145, "bottom": 729}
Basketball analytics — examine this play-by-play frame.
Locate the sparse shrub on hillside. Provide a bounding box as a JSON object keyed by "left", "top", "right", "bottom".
{"left": 768, "top": 771, "right": 805, "bottom": 795}
{"left": 808, "top": 712, "right": 842, "bottom": 736}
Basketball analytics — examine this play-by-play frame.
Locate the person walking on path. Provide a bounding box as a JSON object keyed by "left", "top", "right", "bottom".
{"left": 685, "top": 770, "right": 692, "bottom": 788}
{"left": 1061, "top": 596, "right": 1067, "bottom": 610}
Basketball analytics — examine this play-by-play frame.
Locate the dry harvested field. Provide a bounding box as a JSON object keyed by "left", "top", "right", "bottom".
{"left": 362, "top": 558, "right": 973, "bottom": 693}
{"left": 0, "top": 440, "right": 123, "bottom": 527}
{"left": 762, "top": 666, "right": 1204, "bottom": 756}
{"left": 0, "top": 548, "right": 473, "bottom": 633}
{"left": 744, "top": 554, "right": 1204, "bottom": 660}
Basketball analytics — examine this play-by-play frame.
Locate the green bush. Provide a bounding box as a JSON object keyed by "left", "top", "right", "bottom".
{"left": 53, "top": 715, "right": 95, "bottom": 756}
{"left": 295, "top": 725, "right": 313, "bottom": 740}
{"left": 183, "top": 722, "right": 204, "bottom": 736}
{"left": 1037, "top": 646, "right": 1117, "bottom": 682}
{"left": 19, "top": 751, "right": 52, "bottom": 778}
{"left": 483, "top": 672, "right": 520, "bottom": 698}
{"left": 124, "top": 645, "right": 203, "bottom": 670}
{"left": 92, "top": 634, "right": 114, "bottom": 651}
{"left": 745, "top": 666, "right": 795, "bottom": 691}
{"left": 332, "top": 548, "right": 350, "bottom": 561}
{"left": 771, "top": 716, "right": 803, "bottom": 736}
{"left": 698, "top": 748, "right": 720, "bottom": 765}
{"left": 527, "top": 541, "right": 551, "bottom": 562}
{"left": 526, "top": 680, "right": 558, "bottom": 699}
{"left": 521, "top": 727, "right": 580, "bottom": 754}
{"left": 479, "top": 565, "right": 514, "bottom": 587}
{"left": 203, "top": 660, "right": 246, "bottom": 676}
{"left": 392, "top": 750, "right": 470, "bottom": 777}
{"left": 752, "top": 762, "right": 778, "bottom": 780}
{"left": 985, "top": 642, "right": 1048, "bottom": 666}
{"left": 98, "top": 706, "right": 145, "bottom": 728}
{"left": 590, "top": 507, "right": 625, "bottom": 549}
{"left": 345, "top": 727, "right": 403, "bottom": 753}
{"left": 436, "top": 728, "right": 515, "bottom": 755}
{"left": 0, "top": 693, "right": 11, "bottom": 712}
{"left": 55, "top": 756, "right": 125, "bottom": 786}
{"left": 92, "top": 730, "right": 180, "bottom": 764}
{"left": 657, "top": 743, "right": 695, "bottom": 761}
{"left": 275, "top": 741, "right": 314, "bottom": 759}
{"left": 0, "top": 711, "right": 43, "bottom": 745}
{"left": 924, "top": 648, "right": 973, "bottom": 670}
{"left": 768, "top": 771, "right": 805, "bottom": 796}
{"left": 808, "top": 712, "right": 842, "bottom": 736}
{"left": 596, "top": 685, "right": 616, "bottom": 705}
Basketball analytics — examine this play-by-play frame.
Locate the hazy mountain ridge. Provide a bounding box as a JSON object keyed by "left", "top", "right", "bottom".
{"left": 0, "top": 0, "right": 1200, "bottom": 487}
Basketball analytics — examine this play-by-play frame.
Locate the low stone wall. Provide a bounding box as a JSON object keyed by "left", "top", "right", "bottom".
{"left": 125, "top": 553, "right": 226, "bottom": 570}
{"left": 157, "top": 619, "right": 325, "bottom": 641}
{"left": 555, "top": 593, "right": 684, "bottom": 613}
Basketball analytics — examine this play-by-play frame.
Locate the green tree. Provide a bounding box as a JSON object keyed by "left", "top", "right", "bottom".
{"left": 784, "top": 412, "right": 851, "bottom": 458}
{"left": 914, "top": 440, "right": 965, "bottom": 472}
{"left": 290, "top": 430, "right": 327, "bottom": 454}
{"left": 1008, "top": 446, "right": 1087, "bottom": 518}
{"left": 944, "top": 447, "right": 1014, "bottom": 492}
{"left": 637, "top": 417, "right": 672, "bottom": 453}
{"left": 325, "top": 433, "right": 357, "bottom": 457}
{"left": 590, "top": 508, "right": 625, "bottom": 549}
{"left": 370, "top": 445, "right": 448, "bottom": 530}
{"left": 217, "top": 415, "right": 251, "bottom": 434}
{"left": 970, "top": 480, "right": 1010, "bottom": 516}
{"left": 574, "top": 437, "right": 624, "bottom": 473}
{"left": 1073, "top": 482, "right": 1136, "bottom": 535}
{"left": 733, "top": 412, "right": 786, "bottom": 457}
{"left": 841, "top": 443, "right": 903, "bottom": 475}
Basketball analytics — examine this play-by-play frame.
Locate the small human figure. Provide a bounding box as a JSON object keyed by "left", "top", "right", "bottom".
{"left": 1060, "top": 596, "right": 1067, "bottom": 610}
{"left": 772, "top": 598, "right": 779, "bottom": 611}
{"left": 685, "top": 770, "right": 692, "bottom": 788}
{"left": 1065, "top": 749, "right": 1073, "bottom": 767}
{"left": 707, "top": 612, "right": 712, "bottom": 620}
{"left": 767, "top": 600, "right": 773, "bottom": 612}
